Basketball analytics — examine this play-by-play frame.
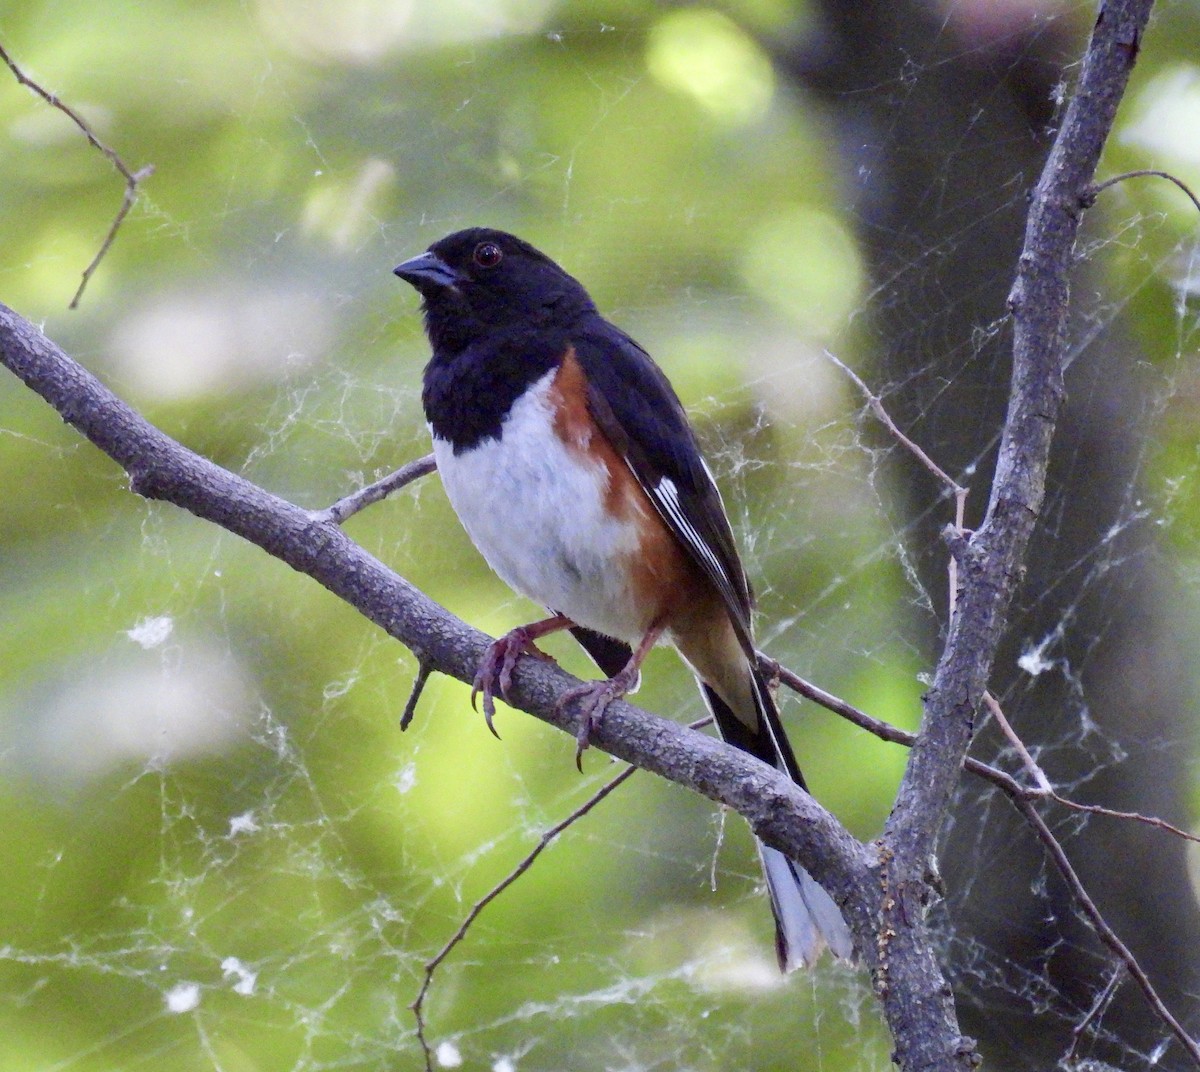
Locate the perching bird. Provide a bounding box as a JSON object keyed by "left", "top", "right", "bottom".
{"left": 394, "top": 227, "right": 853, "bottom": 969}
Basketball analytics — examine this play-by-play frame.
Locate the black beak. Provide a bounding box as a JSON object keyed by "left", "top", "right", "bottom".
{"left": 393, "top": 251, "right": 462, "bottom": 291}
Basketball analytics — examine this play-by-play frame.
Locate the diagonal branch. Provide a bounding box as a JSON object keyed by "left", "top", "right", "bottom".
{"left": 0, "top": 299, "right": 874, "bottom": 933}
{"left": 412, "top": 761, "right": 638, "bottom": 1072}
{"left": 1013, "top": 794, "right": 1200, "bottom": 1064}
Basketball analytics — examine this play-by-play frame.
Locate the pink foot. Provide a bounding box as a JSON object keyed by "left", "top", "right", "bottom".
{"left": 555, "top": 663, "right": 642, "bottom": 768}
{"left": 471, "top": 627, "right": 556, "bottom": 737}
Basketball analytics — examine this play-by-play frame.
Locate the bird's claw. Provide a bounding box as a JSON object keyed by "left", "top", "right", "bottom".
{"left": 470, "top": 667, "right": 503, "bottom": 739}
{"left": 565, "top": 683, "right": 617, "bottom": 769}
{"left": 556, "top": 668, "right": 638, "bottom": 770}
{"left": 471, "top": 628, "right": 556, "bottom": 738}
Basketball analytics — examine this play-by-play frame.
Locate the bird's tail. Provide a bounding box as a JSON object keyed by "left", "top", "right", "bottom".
{"left": 700, "top": 671, "right": 854, "bottom": 971}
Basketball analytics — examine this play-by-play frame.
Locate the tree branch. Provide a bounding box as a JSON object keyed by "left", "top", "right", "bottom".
{"left": 0, "top": 43, "right": 153, "bottom": 309}
{"left": 868, "top": 1, "right": 1157, "bottom": 1067}
{"left": 0, "top": 298, "right": 874, "bottom": 940}
{"left": 315, "top": 453, "right": 437, "bottom": 525}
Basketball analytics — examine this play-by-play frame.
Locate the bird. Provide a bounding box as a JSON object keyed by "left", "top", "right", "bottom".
{"left": 394, "top": 227, "right": 853, "bottom": 970}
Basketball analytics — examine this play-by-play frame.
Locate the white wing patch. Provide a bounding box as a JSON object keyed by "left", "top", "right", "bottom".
{"left": 644, "top": 470, "right": 755, "bottom": 651}
{"left": 652, "top": 476, "right": 727, "bottom": 583}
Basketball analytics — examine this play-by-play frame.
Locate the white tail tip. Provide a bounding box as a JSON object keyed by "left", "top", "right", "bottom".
{"left": 759, "top": 842, "right": 855, "bottom": 971}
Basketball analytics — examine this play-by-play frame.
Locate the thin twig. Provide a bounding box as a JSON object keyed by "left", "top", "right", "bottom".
{"left": 763, "top": 653, "right": 1011, "bottom": 790}
{"left": 411, "top": 764, "right": 635, "bottom": 1071}
{"left": 314, "top": 453, "right": 437, "bottom": 525}
{"left": 0, "top": 43, "right": 153, "bottom": 309}
{"left": 825, "top": 350, "right": 969, "bottom": 619}
{"left": 1086, "top": 169, "right": 1200, "bottom": 216}
{"left": 411, "top": 714, "right": 714, "bottom": 1071}
{"left": 70, "top": 171, "right": 153, "bottom": 310}
{"left": 1048, "top": 795, "right": 1200, "bottom": 845}
{"left": 825, "top": 349, "right": 966, "bottom": 501}
{"left": 982, "top": 692, "right": 1053, "bottom": 793}
{"left": 765, "top": 653, "right": 1200, "bottom": 844}
{"left": 1064, "top": 961, "right": 1125, "bottom": 1068}
{"left": 1014, "top": 795, "right": 1200, "bottom": 1066}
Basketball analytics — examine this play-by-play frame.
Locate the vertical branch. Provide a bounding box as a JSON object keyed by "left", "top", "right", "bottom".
{"left": 889, "top": 0, "right": 1153, "bottom": 877}
{"left": 872, "top": 3, "right": 1157, "bottom": 1070}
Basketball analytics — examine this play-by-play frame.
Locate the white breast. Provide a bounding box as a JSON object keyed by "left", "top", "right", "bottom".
{"left": 432, "top": 369, "right": 650, "bottom": 643}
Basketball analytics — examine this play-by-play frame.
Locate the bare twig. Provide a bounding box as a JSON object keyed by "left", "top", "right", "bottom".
{"left": 69, "top": 171, "right": 153, "bottom": 310}
{"left": 0, "top": 43, "right": 153, "bottom": 309}
{"left": 411, "top": 763, "right": 636, "bottom": 1072}
{"left": 1064, "top": 962, "right": 1125, "bottom": 1068}
{"left": 1049, "top": 795, "right": 1200, "bottom": 845}
{"left": 315, "top": 453, "right": 438, "bottom": 525}
{"left": 981, "top": 692, "right": 1053, "bottom": 793}
{"left": 1014, "top": 795, "right": 1200, "bottom": 1065}
{"left": 825, "top": 350, "right": 969, "bottom": 618}
{"left": 411, "top": 714, "right": 713, "bottom": 1070}
{"left": 764, "top": 653, "right": 1028, "bottom": 795}
{"left": 826, "top": 350, "right": 966, "bottom": 501}
{"left": 1086, "top": 168, "right": 1200, "bottom": 216}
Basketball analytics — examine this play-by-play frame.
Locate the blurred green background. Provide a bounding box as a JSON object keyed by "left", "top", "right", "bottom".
{"left": 1, "top": 1, "right": 1198, "bottom": 1069}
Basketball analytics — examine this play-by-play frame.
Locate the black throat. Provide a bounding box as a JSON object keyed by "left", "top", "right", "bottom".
{"left": 422, "top": 323, "right": 569, "bottom": 454}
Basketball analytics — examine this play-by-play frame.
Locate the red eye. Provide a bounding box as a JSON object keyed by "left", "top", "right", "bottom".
{"left": 473, "top": 242, "right": 503, "bottom": 269}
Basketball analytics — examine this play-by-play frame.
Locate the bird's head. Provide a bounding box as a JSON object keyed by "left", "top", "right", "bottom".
{"left": 394, "top": 228, "right": 594, "bottom": 353}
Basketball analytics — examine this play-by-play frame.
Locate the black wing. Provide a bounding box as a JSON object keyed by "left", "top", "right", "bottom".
{"left": 572, "top": 319, "right": 756, "bottom": 655}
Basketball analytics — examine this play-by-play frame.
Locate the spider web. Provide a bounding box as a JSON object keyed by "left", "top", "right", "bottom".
{"left": 1, "top": 2, "right": 1199, "bottom": 1070}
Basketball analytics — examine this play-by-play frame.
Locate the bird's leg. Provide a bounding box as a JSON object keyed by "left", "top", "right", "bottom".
{"left": 472, "top": 613, "right": 574, "bottom": 737}
{"left": 556, "top": 619, "right": 666, "bottom": 766}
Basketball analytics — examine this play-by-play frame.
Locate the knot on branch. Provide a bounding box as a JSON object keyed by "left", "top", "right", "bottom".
{"left": 941, "top": 523, "right": 972, "bottom": 568}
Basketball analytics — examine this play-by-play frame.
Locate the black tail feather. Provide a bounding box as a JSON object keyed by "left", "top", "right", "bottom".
{"left": 570, "top": 626, "right": 635, "bottom": 680}
{"left": 699, "top": 673, "right": 854, "bottom": 969}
